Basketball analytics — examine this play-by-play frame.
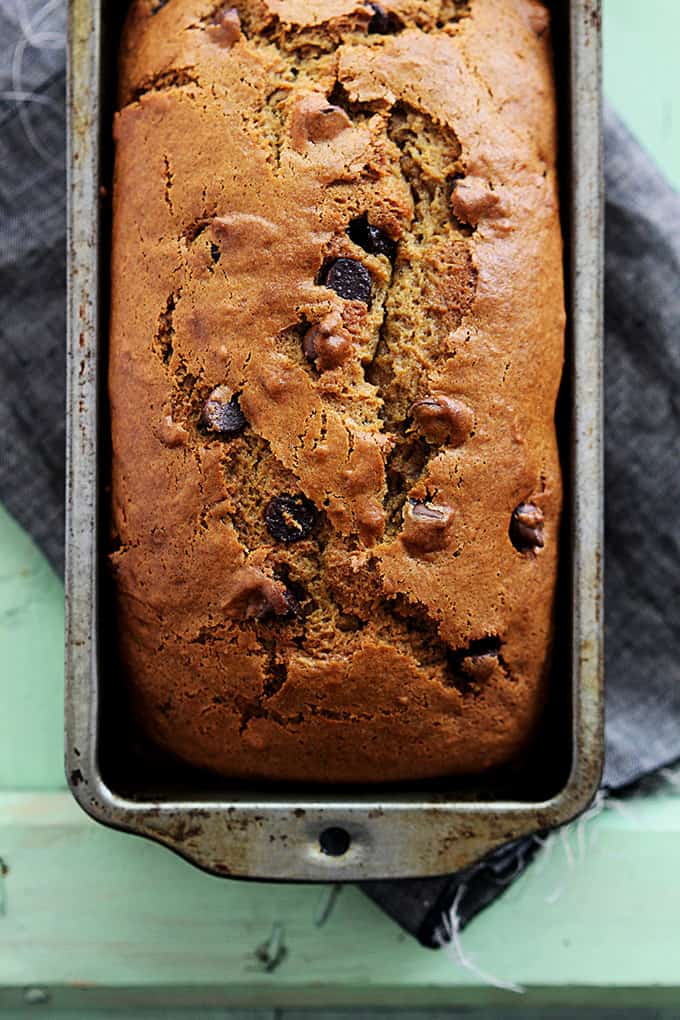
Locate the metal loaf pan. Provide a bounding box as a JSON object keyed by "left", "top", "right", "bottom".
{"left": 65, "top": 0, "right": 604, "bottom": 881}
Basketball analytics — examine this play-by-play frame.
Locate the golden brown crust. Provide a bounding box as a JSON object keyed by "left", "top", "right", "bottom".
{"left": 110, "top": 0, "right": 564, "bottom": 783}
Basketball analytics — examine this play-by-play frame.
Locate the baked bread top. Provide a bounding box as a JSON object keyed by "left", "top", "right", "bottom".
{"left": 110, "top": 0, "right": 564, "bottom": 782}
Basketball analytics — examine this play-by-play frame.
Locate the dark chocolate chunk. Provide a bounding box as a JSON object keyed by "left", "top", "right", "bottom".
{"left": 364, "top": 224, "right": 397, "bottom": 260}
{"left": 253, "top": 584, "right": 301, "bottom": 620}
{"left": 301, "top": 103, "right": 352, "bottom": 144}
{"left": 205, "top": 6, "right": 242, "bottom": 45}
{"left": 227, "top": 568, "right": 301, "bottom": 620}
{"left": 462, "top": 653, "right": 497, "bottom": 681}
{"left": 348, "top": 215, "right": 397, "bottom": 261}
{"left": 367, "top": 2, "right": 401, "bottom": 34}
{"left": 265, "top": 493, "right": 318, "bottom": 543}
{"left": 210, "top": 242, "right": 221, "bottom": 263}
{"left": 409, "top": 501, "right": 450, "bottom": 523}
{"left": 302, "top": 325, "right": 321, "bottom": 363}
{"left": 402, "top": 499, "right": 454, "bottom": 553}
{"left": 510, "top": 502, "right": 545, "bottom": 551}
{"left": 322, "top": 258, "right": 372, "bottom": 304}
{"left": 281, "top": 587, "right": 303, "bottom": 618}
{"left": 410, "top": 394, "right": 473, "bottom": 446}
{"left": 199, "top": 386, "right": 247, "bottom": 438}
{"left": 446, "top": 636, "right": 502, "bottom": 690}
{"left": 274, "top": 568, "right": 311, "bottom": 618}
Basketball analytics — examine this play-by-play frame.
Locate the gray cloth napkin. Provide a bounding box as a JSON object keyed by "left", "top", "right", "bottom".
{"left": 2, "top": 0, "right": 679, "bottom": 948}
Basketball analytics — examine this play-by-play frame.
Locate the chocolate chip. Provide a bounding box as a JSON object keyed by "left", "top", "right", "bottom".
{"left": 290, "top": 97, "right": 352, "bottom": 150}
{"left": 265, "top": 493, "right": 318, "bottom": 543}
{"left": 367, "top": 2, "right": 401, "bottom": 33}
{"left": 303, "top": 319, "right": 352, "bottom": 371}
{"left": 410, "top": 502, "right": 447, "bottom": 523}
{"left": 210, "top": 242, "right": 221, "bottom": 263}
{"left": 227, "top": 568, "right": 300, "bottom": 620}
{"left": 446, "top": 637, "right": 502, "bottom": 690}
{"left": 252, "top": 583, "right": 301, "bottom": 620}
{"left": 281, "top": 587, "right": 303, "bottom": 618}
{"left": 159, "top": 414, "right": 189, "bottom": 448}
{"left": 199, "top": 386, "right": 247, "bottom": 438}
{"left": 302, "top": 326, "right": 321, "bottom": 363}
{"left": 250, "top": 587, "right": 287, "bottom": 620}
{"left": 510, "top": 502, "right": 545, "bottom": 551}
{"left": 322, "top": 258, "right": 372, "bottom": 304}
{"left": 207, "top": 6, "right": 242, "bottom": 45}
{"left": 402, "top": 499, "right": 454, "bottom": 553}
{"left": 307, "top": 105, "right": 352, "bottom": 143}
{"left": 273, "top": 569, "right": 311, "bottom": 618}
{"left": 410, "top": 394, "right": 473, "bottom": 446}
{"left": 364, "top": 224, "right": 396, "bottom": 260}
{"left": 459, "top": 652, "right": 497, "bottom": 682}
{"left": 348, "top": 215, "right": 397, "bottom": 261}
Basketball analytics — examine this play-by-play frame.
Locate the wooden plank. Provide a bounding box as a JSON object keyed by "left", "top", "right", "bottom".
{"left": 603, "top": 0, "right": 680, "bottom": 189}
{"left": 0, "top": 506, "right": 64, "bottom": 792}
{"left": 1, "top": 791, "right": 680, "bottom": 1008}
{"left": 0, "top": 1013, "right": 679, "bottom": 1020}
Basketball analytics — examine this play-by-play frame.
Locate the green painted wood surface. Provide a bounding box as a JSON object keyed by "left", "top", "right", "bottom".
{"left": 603, "top": 0, "right": 680, "bottom": 191}
{"left": 1, "top": 790, "right": 680, "bottom": 1009}
{"left": 1, "top": 1, "right": 680, "bottom": 1011}
{"left": 0, "top": 1014, "right": 679, "bottom": 1020}
{"left": 0, "top": 505, "right": 63, "bottom": 792}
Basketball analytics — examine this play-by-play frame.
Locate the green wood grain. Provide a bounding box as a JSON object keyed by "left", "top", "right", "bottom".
{"left": 1, "top": 791, "right": 680, "bottom": 1008}
{"left": 0, "top": 1014, "right": 678, "bottom": 1020}
{"left": 1, "top": 1015, "right": 678, "bottom": 1020}
{"left": 604, "top": 0, "right": 680, "bottom": 189}
{"left": 0, "top": 505, "right": 64, "bottom": 791}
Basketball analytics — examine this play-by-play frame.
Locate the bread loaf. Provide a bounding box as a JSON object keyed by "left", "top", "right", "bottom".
{"left": 110, "top": 0, "right": 564, "bottom": 782}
